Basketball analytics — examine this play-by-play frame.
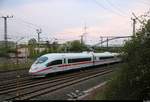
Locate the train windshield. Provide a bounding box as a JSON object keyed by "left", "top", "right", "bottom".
{"left": 36, "top": 57, "right": 48, "bottom": 64}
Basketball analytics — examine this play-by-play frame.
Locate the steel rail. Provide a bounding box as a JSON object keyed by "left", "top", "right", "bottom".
{"left": 4, "top": 69, "right": 113, "bottom": 101}
{"left": 0, "top": 66, "right": 112, "bottom": 91}
{"left": 1, "top": 68, "right": 108, "bottom": 95}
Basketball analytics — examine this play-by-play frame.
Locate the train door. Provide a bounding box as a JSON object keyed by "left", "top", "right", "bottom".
{"left": 62, "top": 57, "right": 65, "bottom": 64}
{"left": 62, "top": 55, "right": 67, "bottom": 71}
{"left": 65, "top": 57, "right": 68, "bottom": 64}
{"left": 91, "top": 53, "right": 95, "bottom": 66}
{"left": 65, "top": 57, "right": 70, "bottom": 71}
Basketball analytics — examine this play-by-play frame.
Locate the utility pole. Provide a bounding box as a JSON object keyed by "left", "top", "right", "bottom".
{"left": 36, "top": 29, "right": 42, "bottom": 43}
{"left": 25, "top": 45, "right": 28, "bottom": 63}
{"left": 0, "top": 15, "right": 13, "bottom": 48}
{"left": 83, "top": 22, "right": 87, "bottom": 43}
{"left": 80, "top": 35, "right": 84, "bottom": 45}
{"left": 36, "top": 29, "right": 42, "bottom": 53}
{"left": 81, "top": 22, "right": 88, "bottom": 45}
{"left": 100, "top": 36, "right": 103, "bottom": 47}
{"left": 132, "top": 12, "right": 149, "bottom": 37}
{"left": 106, "top": 37, "right": 109, "bottom": 49}
{"left": 131, "top": 18, "right": 136, "bottom": 37}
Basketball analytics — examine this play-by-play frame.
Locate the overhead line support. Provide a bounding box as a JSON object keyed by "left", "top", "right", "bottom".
{"left": 0, "top": 15, "right": 13, "bottom": 48}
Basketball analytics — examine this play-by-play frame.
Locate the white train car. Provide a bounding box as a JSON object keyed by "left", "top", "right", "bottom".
{"left": 93, "top": 52, "right": 120, "bottom": 66}
{"left": 29, "top": 52, "right": 120, "bottom": 77}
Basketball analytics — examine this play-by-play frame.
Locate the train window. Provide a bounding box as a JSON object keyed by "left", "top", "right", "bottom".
{"left": 68, "top": 57, "right": 91, "bottom": 63}
{"left": 47, "top": 60, "right": 62, "bottom": 66}
{"left": 99, "top": 56, "right": 114, "bottom": 60}
{"left": 36, "top": 57, "right": 48, "bottom": 64}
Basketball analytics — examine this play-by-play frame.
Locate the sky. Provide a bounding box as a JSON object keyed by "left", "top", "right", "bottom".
{"left": 0, "top": 0, "right": 150, "bottom": 45}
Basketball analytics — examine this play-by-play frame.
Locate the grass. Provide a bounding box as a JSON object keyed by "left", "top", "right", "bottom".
{"left": 91, "top": 63, "right": 124, "bottom": 100}
{"left": 94, "top": 85, "right": 107, "bottom": 100}
{"left": 0, "top": 59, "right": 34, "bottom": 72}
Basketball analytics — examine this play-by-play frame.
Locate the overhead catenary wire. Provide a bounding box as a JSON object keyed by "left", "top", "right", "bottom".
{"left": 5, "top": 29, "right": 37, "bottom": 43}
{"left": 132, "top": 9, "right": 150, "bottom": 25}
{"left": 13, "top": 17, "right": 41, "bottom": 30}
{"left": 11, "top": 19, "right": 37, "bottom": 31}
{"left": 12, "top": 16, "right": 50, "bottom": 43}
{"left": 7, "top": 19, "right": 36, "bottom": 35}
{"left": 104, "top": 0, "right": 128, "bottom": 17}
{"left": 10, "top": 16, "right": 46, "bottom": 41}
{"left": 0, "top": 12, "right": 41, "bottom": 30}
{"left": 0, "top": 16, "right": 42, "bottom": 43}
{"left": 138, "top": 9, "right": 150, "bottom": 18}
{"left": 93, "top": 0, "right": 126, "bottom": 17}
{"left": 136, "top": 0, "right": 150, "bottom": 5}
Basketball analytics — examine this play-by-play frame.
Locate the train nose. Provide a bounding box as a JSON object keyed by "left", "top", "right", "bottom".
{"left": 29, "top": 66, "right": 46, "bottom": 77}
{"left": 29, "top": 68, "right": 35, "bottom": 75}
{"left": 29, "top": 67, "right": 40, "bottom": 77}
{"left": 29, "top": 66, "right": 38, "bottom": 74}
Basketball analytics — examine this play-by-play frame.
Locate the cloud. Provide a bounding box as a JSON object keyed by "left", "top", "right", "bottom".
{"left": 0, "top": 0, "right": 149, "bottom": 45}
{"left": 53, "top": 1, "right": 150, "bottom": 45}
{"left": 54, "top": 15, "right": 132, "bottom": 44}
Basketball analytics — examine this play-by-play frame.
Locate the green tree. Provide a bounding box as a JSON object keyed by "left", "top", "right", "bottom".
{"left": 69, "top": 40, "right": 82, "bottom": 52}
{"left": 0, "top": 41, "right": 16, "bottom": 57}
{"left": 28, "top": 38, "right": 37, "bottom": 45}
{"left": 60, "top": 40, "right": 89, "bottom": 52}
{"left": 100, "top": 19, "right": 150, "bottom": 100}
{"left": 28, "top": 38, "right": 37, "bottom": 58}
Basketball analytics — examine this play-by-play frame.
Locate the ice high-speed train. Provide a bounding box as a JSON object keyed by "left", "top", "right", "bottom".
{"left": 29, "top": 52, "right": 121, "bottom": 77}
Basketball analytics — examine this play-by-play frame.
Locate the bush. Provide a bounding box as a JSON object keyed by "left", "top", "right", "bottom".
{"left": 97, "top": 20, "right": 150, "bottom": 100}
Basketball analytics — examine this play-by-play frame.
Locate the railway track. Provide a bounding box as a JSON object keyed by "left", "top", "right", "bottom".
{"left": 0, "top": 75, "right": 32, "bottom": 88}
{"left": 0, "top": 66, "right": 111, "bottom": 90}
{"left": 0, "top": 69, "right": 29, "bottom": 84}
{"left": 0, "top": 68, "right": 27, "bottom": 73}
{"left": 0, "top": 66, "right": 114, "bottom": 101}
{"left": 0, "top": 62, "right": 120, "bottom": 86}
{"left": 0, "top": 67, "right": 109, "bottom": 91}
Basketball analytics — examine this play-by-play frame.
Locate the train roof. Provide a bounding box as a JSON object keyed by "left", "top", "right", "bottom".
{"left": 93, "top": 52, "right": 115, "bottom": 57}
{"left": 39, "top": 52, "right": 116, "bottom": 60}
{"left": 42, "top": 53, "right": 92, "bottom": 59}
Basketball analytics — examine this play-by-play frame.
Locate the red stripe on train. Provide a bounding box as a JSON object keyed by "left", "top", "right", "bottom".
{"left": 30, "top": 61, "right": 98, "bottom": 74}
{"left": 31, "top": 67, "right": 51, "bottom": 74}
{"left": 58, "top": 64, "right": 72, "bottom": 67}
